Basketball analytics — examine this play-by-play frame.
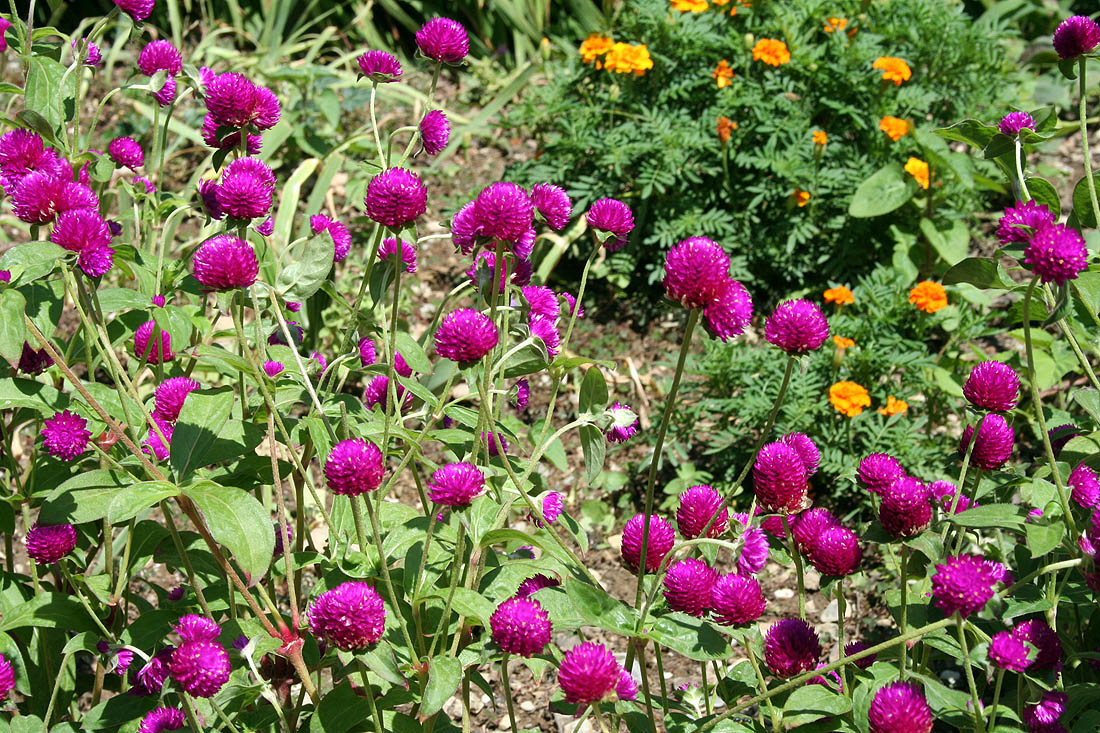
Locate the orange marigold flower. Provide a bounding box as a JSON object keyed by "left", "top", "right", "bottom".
{"left": 904, "top": 157, "right": 930, "bottom": 189}
{"left": 824, "top": 17, "right": 848, "bottom": 33}
{"left": 716, "top": 116, "right": 737, "bottom": 142}
{"left": 604, "top": 43, "right": 654, "bottom": 76}
{"left": 824, "top": 285, "right": 853, "bottom": 304}
{"left": 909, "top": 281, "right": 947, "bottom": 313}
{"left": 879, "top": 115, "right": 909, "bottom": 142}
{"left": 753, "top": 39, "right": 791, "bottom": 66}
{"left": 812, "top": 130, "right": 828, "bottom": 146}
{"left": 829, "top": 381, "right": 871, "bottom": 418}
{"left": 713, "top": 59, "right": 735, "bottom": 88}
{"left": 671, "top": 0, "right": 709, "bottom": 11}
{"left": 579, "top": 35, "right": 614, "bottom": 65}
{"left": 878, "top": 396, "right": 909, "bottom": 416}
{"left": 793, "top": 188, "right": 811, "bottom": 207}
{"left": 872, "top": 56, "right": 912, "bottom": 85}
{"left": 833, "top": 335, "right": 855, "bottom": 348}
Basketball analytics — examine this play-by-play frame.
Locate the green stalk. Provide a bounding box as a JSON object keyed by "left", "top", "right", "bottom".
{"left": 988, "top": 668, "right": 1005, "bottom": 732}
{"left": 364, "top": 493, "right": 418, "bottom": 654}
{"left": 899, "top": 545, "right": 909, "bottom": 678}
{"left": 955, "top": 617, "right": 986, "bottom": 733}
{"left": 743, "top": 639, "right": 781, "bottom": 733}
{"left": 559, "top": 242, "right": 600, "bottom": 353}
{"left": 1014, "top": 138, "right": 1031, "bottom": 203}
{"left": 369, "top": 82, "right": 386, "bottom": 167}
{"left": 1079, "top": 57, "right": 1100, "bottom": 227}
{"left": 835, "top": 582, "right": 849, "bottom": 698}
{"left": 500, "top": 654, "right": 519, "bottom": 733}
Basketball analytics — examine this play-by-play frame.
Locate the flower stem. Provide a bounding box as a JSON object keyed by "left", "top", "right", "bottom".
{"left": 899, "top": 544, "right": 909, "bottom": 678}
{"left": 835, "top": 582, "right": 849, "bottom": 698}
{"left": 743, "top": 638, "right": 781, "bottom": 733}
{"left": 1079, "top": 57, "right": 1100, "bottom": 227}
{"left": 955, "top": 616, "right": 986, "bottom": 733}
{"left": 500, "top": 653, "right": 519, "bottom": 733}
{"left": 1014, "top": 139, "right": 1031, "bottom": 203}
{"left": 369, "top": 82, "right": 387, "bottom": 167}
{"left": 357, "top": 658, "right": 386, "bottom": 733}
{"left": 783, "top": 514, "right": 806, "bottom": 621}
{"left": 560, "top": 242, "right": 600, "bottom": 353}
{"left": 988, "top": 668, "right": 1005, "bottom": 732}
{"left": 361, "top": 493, "right": 417, "bottom": 655}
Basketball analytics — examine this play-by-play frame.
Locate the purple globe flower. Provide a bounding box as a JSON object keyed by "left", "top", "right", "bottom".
{"left": 663, "top": 557, "right": 718, "bottom": 617}
{"left": 378, "top": 237, "right": 417, "bottom": 273}
{"left": 963, "top": 360, "right": 1020, "bottom": 412}
{"left": 808, "top": 525, "right": 861, "bottom": 576}
{"left": 0, "top": 130, "right": 68, "bottom": 194}
{"left": 531, "top": 183, "right": 572, "bottom": 231}
{"left": 529, "top": 315, "right": 561, "bottom": 357}
{"left": 879, "top": 476, "right": 932, "bottom": 538}
{"left": 435, "top": 308, "right": 499, "bottom": 365}
{"left": 308, "top": 581, "right": 387, "bottom": 650}
{"left": 1011, "top": 618, "right": 1063, "bottom": 671}
{"left": 450, "top": 200, "right": 478, "bottom": 253}
{"left": 989, "top": 631, "right": 1033, "bottom": 671}
{"left": 931, "top": 553, "right": 1005, "bottom": 618}
{"left": 192, "top": 234, "right": 259, "bottom": 291}
{"left": 868, "top": 682, "right": 933, "bottom": 733}
{"left": 490, "top": 597, "right": 552, "bottom": 657}
{"left": 365, "top": 167, "right": 427, "bottom": 228}
{"left": 204, "top": 72, "right": 280, "bottom": 131}
{"left": 132, "top": 647, "right": 174, "bottom": 696}
{"left": 858, "top": 453, "right": 906, "bottom": 495}
{"left": 153, "top": 377, "right": 200, "bottom": 422}
{"left": 200, "top": 113, "right": 261, "bottom": 152}
{"left": 138, "top": 707, "right": 186, "bottom": 733}
{"left": 792, "top": 508, "right": 839, "bottom": 554}
{"left": 0, "top": 654, "right": 13, "bottom": 700}
{"left": 482, "top": 431, "right": 509, "bottom": 456}
{"left": 324, "top": 439, "right": 384, "bottom": 496}
{"left": 844, "top": 641, "right": 876, "bottom": 669}
{"left": 198, "top": 179, "right": 224, "bottom": 220}
{"left": 26, "top": 523, "right": 77, "bottom": 564}
{"left": 765, "top": 299, "right": 829, "bottom": 354}
{"left": 1070, "top": 463, "right": 1100, "bottom": 508}
{"left": 217, "top": 157, "right": 275, "bottom": 220}
{"left": 74, "top": 38, "right": 102, "bottom": 67}
{"left": 931, "top": 480, "right": 977, "bottom": 514}
{"left": 585, "top": 198, "right": 634, "bottom": 251}
{"left": 1024, "top": 221, "right": 1088, "bottom": 286}
{"left": 41, "top": 409, "right": 90, "bottom": 460}
{"left": 959, "top": 414, "right": 1015, "bottom": 471}
{"left": 677, "top": 485, "right": 729, "bottom": 539}
{"left": 781, "top": 432, "right": 820, "bottom": 475}
{"left": 996, "top": 199, "right": 1055, "bottom": 244}
{"left": 561, "top": 292, "right": 584, "bottom": 318}
{"left": 18, "top": 342, "right": 52, "bottom": 375}
{"left": 108, "top": 137, "right": 144, "bottom": 169}
{"left": 606, "top": 401, "right": 640, "bottom": 444}
{"left": 472, "top": 182, "right": 534, "bottom": 244}
{"left": 358, "top": 337, "right": 377, "bottom": 367}
{"left": 428, "top": 462, "right": 485, "bottom": 508}
{"left": 273, "top": 522, "right": 293, "bottom": 555}
{"left": 522, "top": 285, "right": 559, "bottom": 318}
{"left": 169, "top": 640, "right": 230, "bottom": 697}
{"left": 512, "top": 379, "right": 531, "bottom": 412}
{"left": 753, "top": 442, "right": 809, "bottom": 514}
{"left": 1053, "top": 15, "right": 1100, "bottom": 59}
{"left": 139, "top": 40, "right": 182, "bottom": 76}
{"left": 663, "top": 237, "right": 731, "bottom": 309}
{"left": 730, "top": 513, "right": 769, "bottom": 575}
{"left": 1023, "top": 691, "right": 1068, "bottom": 731}
{"left": 79, "top": 241, "right": 115, "bottom": 278}
{"left": 174, "top": 614, "right": 221, "bottom": 642}
{"left": 134, "top": 321, "right": 173, "bottom": 364}
{"left": 357, "top": 50, "right": 403, "bottom": 83}
{"left": 764, "top": 618, "right": 821, "bottom": 678}
{"left": 310, "top": 214, "right": 352, "bottom": 263}
{"left": 620, "top": 513, "right": 675, "bottom": 574}
{"left": 416, "top": 18, "right": 470, "bottom": 63}
{"left": 616, "top": 668, "right": 638, "bottom": 701}
{"left": 999, "top": 111, "right": 1035, "bottom": 137}
{"left": 703, "top": 278, "right": 753, "bottom": 341}
{"left": 52, "top": 209, "right": 111, "bottom": 253}
{"left": 710, "top": 573, "right": 766, "bottom": 626}
{"left": 420, "top": 110, "right": 449, "bottom": 155}
{"left": 263, "top": 360, "right": 284, "bottom": 377}
{"left": 113, "top": 0, "right": 155, "bottom": 21}
{"left": 516, "top": 573, "right": 561, "bottom": 598}
{"left": 536, "top": 491, "right": 564, "bottom": 526}
{"left": 558, "top": 642, "right": 620, "bottom": 705}
{"left": 364, "top": 375, "right": 412, "bottom": 412}
{"left": 143, "top": 418, "right": 174, "bottom": 461}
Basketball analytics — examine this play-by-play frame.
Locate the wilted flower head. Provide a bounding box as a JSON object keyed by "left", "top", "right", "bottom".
{"left": 620, "top": 513, "right": 675, "bottom": 574}
{"left": 378, "top": 237, "right": 417, "bottom": 273}
{"left": 764, "top": 299, "right": 829, "bottom": 354}
{"left": 192, "top": 235, "right": 259, "bottom": 291}
{"left": 676, "top": 484, "right": 728, "bottom": 539}
{"left": 879, "top": 476, "right": 932, "bottom": 538}
{"left": 753, "top": 442, "right": 809, "bottom": 514}
{"left": 324, "top": 439, "right": 384, "bottom": 496}
{"left": 1024, "top": 221, "right": 1089, "bottom": 286}
{"left": 988, "top": 631, "right": 1033, "bottom": 672}
{"left": 868, "top": 682, "right": 933, "bottom": 733}
{"left": 858, "top": 453, "right": 906, "bottom": 495}
{"left": 605, "top": 401, "right": 640, "bottom": 444}
{"left": 959, "top": 413, "right": 1014, "bottom": 471}
{"left": 364, "top": 167, "right": 427, "bottom": 228}
{"left": 420, "top": 110, "right": 449, "bottom": 155}
{"left": 558, "top": 642, "right": 620, "bottom": 705}
{"left": 134, "top": 321, "right": 173, "bottom": 364}
{"left": 663, "top": 558, "right": 718, "bottom": 616}
{"left": 416, "top": 17, "right": 469, "bottom": 63}
{"left": 435, "top": 308, "right": 498, "bottom": 366}
{"left": 357, "top": 50, "right": 402, "bottom": 83}
{"left": 18, "top": 342, "right": 52, "bottom": 375}
{"left": 710, "top": 573, "right": 766, "bottom": 626}
{"left": 428, "top": 462, "right": 485, "bottom": 508}
{"left": 154, "top": 377, "right": 200, "bottom": 422}
{"left": 999, "top": 111, "right": 1035, "bottom": 137}
{"left": 764, "top": 618, "right": 820, "bottom": 678}
{"left": 108, "top": 137, "right": 144, "bottom": 169}
{"left": 963, "top": 361, "right": 1019, "bottom": 412}
{"left": 471, "top": 182, "right": 533, "bottom": 244}
{"left": 996, "top": 199, "right": 1055, "bottom": 244}
{"left": 931, "top": 553, "right": 1005, "bottom": 618}
{"left": 41, "top": 409, "right": 90, "bottom": 460}
{"left": 585, "top": 198, "right": 634, "bottom": 251}
{"left": 490, "top": 597, "right": 552, "bottom": 657}
{"left": 308, "top": 581, "right": 386, "bottom": 650}
{"left": 663, "top": 237, "right": 731, "bottom": 309}
{"left": 310, "top": 214, "right": 352, "bottom": 263}
{"left": 1023, "top": 691, "right": 1068, "bottom": 731}
{"left": 1011, "top": 618, "right": 1063, "bottom": 671}
{"left": 1053, "top": 15, "right": 1100, "bottom": 59}
{"left": 26, "top": 523, "right": 77, "bottom": 564}
{"left": 531, "top": 183, "right": 572, "bottom": 230}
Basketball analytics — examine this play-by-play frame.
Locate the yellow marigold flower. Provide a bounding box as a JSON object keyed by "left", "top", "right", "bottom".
{"left": 873, "top": 56, "right": 912, "bottom": 85}
{"left": 904, "top": 157, "right": 930, "bottom": 189}
{"left": 713, "top": 59, "right": 735, "bottom": 88}
{"left": 671, "top": 0, "right": 708, "bottom": 11}
{"left": 878, "top": 396, "right": 909, "bottom": 416}
{"left": 793, "top": 188, "right": 811, "bottom": 207}
{"left": 909, "top": 281, "right": 947, "bottom": 313}
{"left": 579, "top": 35, "right": 614, "bottom": 65}
{"left": 812, "top": 130, "right": 828, "bottom": 146}
{"left": 716, "top": 116, "right": 737, "bottom": 142}
{"left": 879, "top": 115, "right": 909, "bottom": 142}
{"left": 829, "top": 381, "right": 871, "bottom": 418}
{"left": 833, "top": 335, "right": 855, "bottom": 348}
{"left": 824, "top": 285, "right": 853, "bottom": 305}
{"left": 753, "top": 39, "right": 791, "bottom": 67}
{"left": 604, "top": 43, "right": 654, "bottom": 76}
{"left": 824, "top": 17, "right": 848, "bottom": 33}
{"left": 713, "top": 0, "right": 730, "bottom": 4}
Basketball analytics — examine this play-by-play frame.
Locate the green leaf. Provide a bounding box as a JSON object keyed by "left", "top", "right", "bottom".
{"left": 394, "top": 331, "right": 431, "bottom": 374}
{"left": 310, "top": 680, "right": 373, "bottom": 733}
{"left": 25, "top": 56, "right": 75, "bottom": 136}
{"left": 647, "top": 613, "right": 732, "bottom": 661}
{"left": 1027, "top": 177, "right": 1061, "bottom": 218}
{"left": 276, "top": 233, "right": 334, "bottom": 302}
{"left": 185, "top": 480, "right": 275, "bottom": 585}
{"left": 947, "top": 504, "right": 1027, "bottom": 529}
{"left": 1071, "top": 174, "right": 1100, "bottom": 229}
{"left": 170, "top": 386, "right": 235, "bottom": 480}
{"left": 42, "top": 476, "right": 175, "bottom": 526}
{"left": 0, "top": 290, "right": 27, "bottom": 365}
{"left": 982, "top": 133, "right": 1014, "bottom": 160}
{"left": 1074, "top": 390, "right": 1100, "bottom": 425}
{"left": 0, "top": 241, "right": 67, "bottom": 284}
{"left": 943, "top": 258, "right": 1014, "bottom": 289}
{"left": 1026, "top": 520, "right": 1064, "bottom": 558}
{"left": 501, "top": 340, "right": 550, "bottom": 379}
{"left": 848, "top": 163, "right": 918, "bottom": 218}
{"left": 579, "top": 425, "right": 606, "bottom": 485}
{"left": 421, "top": 656, "right": 463, "bottom": 718}
{"left": 579, "top": 365, "right": 608, "bottom": 414}
{"left": 934, "top": 119, "right": 997, "bottom": 149}
{"left": 919, "top": 218, "right": 968, "bottom": 266}
{"left": 0, "top": 592, "right": 95, "bottom": 632}
{"left": 565, "top": 579, "right": 637, "bottom": 634}
{"left": 107, "top": 482, "right": 178, "bottom": 525}
{"left": 0, "top": 377, "right": 66, "bottom": 412}
{"left": 784, "top": 684, "right": 853, "bottom": 727}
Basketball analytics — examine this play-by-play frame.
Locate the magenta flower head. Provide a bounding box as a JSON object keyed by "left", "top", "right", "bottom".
{"left": 781, "top": 432, "right": 820, "bottom": 475}
{"left": 1049, "top": 423, "right": 1078, "bottom": 455}
{"left": 108, "top": 137, "right": 144, "bottom": 169}
{"left": 79, "top": 241, "right": 115, "bottom": 278}
{"left": 529, "top": 315, "right": 561, "bottom": 356}
{"left": 490, "top": 596, "right": 552, "bottom": 657}
{"left": 792, "top": 508, "right": 839, "bottom": 554}
{"left": 844, "top": 641, "right": 876, "bottom": 669}
{"left": 522, "top": 285, "right": 558, "bottom": 318}
{"left": 999, "top": 111, "right": 1035, "bottom": 137}
{"left": 676, "top": 484, "right": 728, "bottom": 539}
{"left": 139, "top": 41, "right": 182, "bottom": 76}
{"left": 879, "top": 476, "right": 932, "bottom": 538}
{"left": 138, "top": 707, "right": 186, "bottom": 733}
{"left": 358, "top": 337, "right": 377, "bottom": 367}
{"left": 416, "top": 18, "right": 469, "bottom": 63}
{"left": 868, "top": 682, "right": 934, "bottom": 733}
{"left": 0, "top": 654, "right": 13, "bottom": 700}
{"left": 663, "top": 557, "right": 718, "bottom": 617}
{"left": 169, "top": 639, "right": 230, "bottom": 697}
{"left": 471, "top": 182, "right": 533, "bottom": 243}
{"left": 357, "top": 50, "right": 403, "bottom": 83}
{"left": 435, "top": 308, "right": 499, "bottom": 366}
{"left": 1070, "top": 463, "right": 1100, "bottom": 508}
{"left": 428, "top": 462, "right": 485, "bottom": 508}
{"left": 1011, "top": 618, "right": 1063, "bottom": 671}
{"left": 516, "top": 573, "right": 561, "bottom": 598}
{"left": 365, "top": 167, "right": 427, "bottom": 228}
{"left": 113, "top": 0, "right": 155, "bottom": 20}
{"left": 52, "top": 209, "right": 110, "bottom": 254}
{"left": 420, "top": 110, "right": 449, "bottom": 155}
{"left": 198, "top": 179, "right": 224, "bottom": 220}
{"left": 606, "top": 401, "right": 640, "bottom": 444}
{"left": 143, "top": 418, "right": 174, "bottom": 461}
{"left": 204, "top": 73, "right": 280, "bottom": 131}
{"left": 192, "top": 234, "right": 259, "bottom": 291}
{"left": 74, "top": 38, "right": 102, "bottom": 67}
{"left": 558, "top": 642, "right": 620, "bottom": 705}
{"left": 1024, "top": 221, "right": 1089, "bottom": 286}
{"left": 586, "top": 198, "right": 634, "bottom": 251}
{"left": 26, "top": 523, "right": 77, "bottom": 564}
{"left": 482, "top": 431, "right": 509, "bottom": 456}
{"left": 963, "top": 360, "right": 1019, "bottom": 412}
{"left": 309, "top": 214, "right": 351, "bottom": 263}
{"left": 1023, "top": 691, "right": 1068, "bottom": 731}
{"left": 753, "top": 442, "right": 809, "bottom": 514}
{"left": 308, "top": 581, "right": 386, "bottom": 650}
{"left": 931, "top": 553, "right": 1005, "bottom": 618}
{"left": 959, "top": 413, "right": 1015, "bottom": 471}
{"left": 41, "top": 409, "right": 90, "bottom": 460}
{"left": 378, "top": 237, "right": 417, "bottom": 273}
{"left": 531, "top": 183, "right": 572, "bottom": 230}
{"left": 0, "top": 129, "right": 67, "bottom": 194}
{"left": 217, "top": 157, "right": 274, "bottom": 220}
{"left": 620, "top": 513, "right": 675, "bottom": 574}
{"left": 616, "top": 668, "right": 638, "bottom": 702}
{"left": 703, "top": 278, "right": 754, "bottom": 341}
{"left": 710, "top": 573, "right": 766, "bottom": 626}
{"left": 808, "top": 525, "right": 861, "bottom": 576}
{"left": 730, "top": 513, "right": 769, "bottom": 575}
{"left": 1053, "top": 15, "right": 1100, "bottom": 59}
{"left": 931, "top": 480, "right": 977, "bottom": 514}
{"left": 988, "top": 631, "right": 1033, "bottom": 672}
{"left": 364, "top": 375, "right": 412, "bottom": 412}
{"left": 996, "top": 199, "right": 1054, "bottom": 244}
{"left": 324, "top": 439, "right": 384, "bottom": 495}
{"left": 764, "top": 618, "right": 821, "bottom": 678}
{"left": 174, "top": 614, "right": 221, "bottom": 642}
{"left": 450, "top": 200, "right": 478, "bottom": 253}
{"left": 11, "top": 171, "right": 64, "bottom": 224}
{"left": 201, "top": 114, "right": 261, "bottom": 153}
{"left": 858, "top": 453, "right": 906, "bottom": 495}
{"left": 132, "top": 647, "right": 174, "bottom": 696}
{"left": 532, "top": 491, "right": 564, "bottom": 527}
{"left": 765, "top": 299, "right": 829, "bottom": 354}
{"left": 134, "top": 321, "right": 173, "bottom": 364}
{"left": 153, "top": 377, "right": 200, "bottom": 422}
{"left": 663, "top": 237, "right": 731, "bottom": 309}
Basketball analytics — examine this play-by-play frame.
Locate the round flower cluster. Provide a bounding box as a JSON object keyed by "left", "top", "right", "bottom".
{"left": 605, "top": 401, "right": 640, "bottom": 444}
{"left": 879, "top": 476, "right": 932, "bottom": 538}
{"left": 308, "top": 582, "right": 387, "bottom": 650}
{"left": 168, "top": 616, "right": 230, "bottom": 697}
{"left": 310, "top": 214, "right": 352, "bottom": 263}
{"left": 428, "top": 462, "right": 485, "bottom": 508}
{"left": 26, "top": 523, "right": 77, "bottom": 564}
{"left": 192, "top": 234, "right": 259, "bottom": 291}
{"left": 435, "top": 308, "right": 499, "bottom": 366}
{"left": 41, "top": 409, "right": 91, "bottom": 460}
{"left": 676, "top": 484, "right": 728, "bottom": 539}
{"left": 931, "top": 553, "right": 1008, "bottom": 618}
{"left": 959, "top": 414, "right": 1015, "bottom": 471}
{"left": 1024, "top": 221, "right": 1089, "bottom": 286}
{"left": 663, "top": 237, "right": 753, "bottom": 341}
{"left": 764, "top": 618, "right": 820, "bottom": 677}
{"left": 620, "top": 513, "right": 675, "bottom": 574}
{"left": 324, "top": 439, "right": 385, "bottom": 495}
{"left": 868, "top": 682, "right": 933, "bottom": 733}
{"left": 490, "top": 597, "right": 552, "bottom": 657}
{"left": 557, "top": 642, "right": 635, "bottom": 705}
{"left": 765, "top": 299, "right": 828, "bottom": 354}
